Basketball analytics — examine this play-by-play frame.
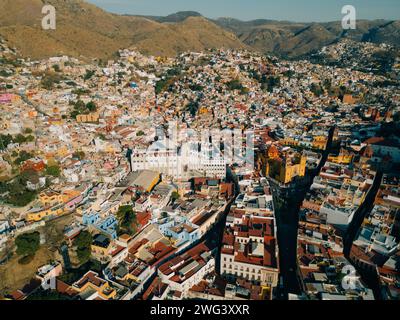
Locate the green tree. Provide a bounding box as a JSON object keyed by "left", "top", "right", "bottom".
{"left": 14, "top": 151, "right": 33, "bottom": 165}
{"left": 75, "top": 231, "right": 93, "bottom": 264}
{"left": 52, "top": 64, "right": 61, "bottom": 73}
{"left": 15, "top": 232, "right": 40, "bottom": 257}
{"left": 186, "top": 100, "right": 199, "bottom": 117}
{"left": 310, "top": 83, "right": 324, "bottom": 97}
{"left": 28, "top": 290, "right": 69, "bottom": 300}
{"left": 41, "top": 72, "right": 63, "bottom": 90}
{"left": 171, "top": 191, "right": 180, "bottom": 203}
{"left": 84, "top": 69, "right": 95, "bottom": 81}
{"left": 46, "top": 165, "right": 61, "bottom": 177}
{"left": 72, "top": 151, "right": 85, "bottom": 160}
{"left": 14, "top": 134, "right": 27, "bottom": 144}
{"left": 86, "top": 101, "right": 97, "bottom": 112}
{"left": 0, "top": 134, "right": 13, "bottom": 150}
{"left": 116, "top": 205, "right": 137, "bottom": 235}
{"left": 262, "top": 76, "right": 281, "bottom": 92}
{"left": 226, "top": 79, "right": 244, "bottom": 91}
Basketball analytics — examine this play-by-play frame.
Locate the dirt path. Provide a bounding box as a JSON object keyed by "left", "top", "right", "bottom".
{"left": 0, "top": 214, "right": 74, "bottom": 295}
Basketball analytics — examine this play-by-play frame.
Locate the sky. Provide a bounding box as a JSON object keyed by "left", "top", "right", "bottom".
{"left": 87, "top": 0, "right": 400, "bottom": 22}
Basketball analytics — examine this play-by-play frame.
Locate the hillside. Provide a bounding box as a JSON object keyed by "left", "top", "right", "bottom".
{"left": 0, "top": 1, "right": 398, "bottom": 60}
{"left": 140, "top": 11, "right": 203, "bottom": 23}
{"left": 0, "top": 0, "right": 245, "bottom": 60}
{"left": 215, "top": 18, "right": 399, "bottom": 58}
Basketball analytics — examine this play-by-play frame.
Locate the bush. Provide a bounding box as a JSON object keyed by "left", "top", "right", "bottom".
{"left": 28, "top": 290, "right": 68, "bottom": 300}
{"left": 117, "top": 205, "right": 137, "bottom": 236}
{"left": 226, "top": 79, "right": 243, "bottom": 91}
{"left": 1, "top": 174, "right": 38, "bottom": 207}
{"left": 261, "top": 76, "right": 281, "bottom": 92}
{"left": 41, "top": 72, "right": 63, "bottom": 90}
{"left": 15, "top": 232, "right": 40, "bottom": 257}
{"left": 46, "top": 165, "right": 61, "bottom": 177}
{"left": 84, "top": 70, "right": 95, "bottom": 81}
{"left": 72, "top": 151, "right": 85, "bottom": 160}
{"left": 14, "top": 150, "right": 33, "bottom": 165}
{"left": 75, "top": 231, "right": 93, "bottom": 264}
{"left": 70, "top": 100, "right": 97, "bottom": 118}
{"left": 171, "top": 191, "right": 180, "bottom": 203}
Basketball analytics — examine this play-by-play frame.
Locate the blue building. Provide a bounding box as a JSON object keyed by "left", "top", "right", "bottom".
{"left": 0, "top": 220, "right": 10, "bottom": 235}
{"left": 158, "top": 216, "right": 199, "bottom": 247}
{"left": 82, "top": 212, "right": 118, "bottom": 240}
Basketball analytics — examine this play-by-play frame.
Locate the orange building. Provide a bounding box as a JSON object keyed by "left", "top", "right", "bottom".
{"left": 21, "top": 159, "right": 45, "bottom": 172}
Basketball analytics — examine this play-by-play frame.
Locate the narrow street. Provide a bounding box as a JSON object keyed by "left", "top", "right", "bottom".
{"left": 343, "top": 170, "right": 384, "bottom": 299}
{"left": 272, "top": 126, "right": 336, "bottom": 299}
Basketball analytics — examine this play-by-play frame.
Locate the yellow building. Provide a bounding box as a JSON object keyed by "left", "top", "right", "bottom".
{"left": 199, "top": 106, "right": 209, "bottom": 115}
{"left": 56, "top": 145, "right": 69, "bottom": 158}
{"left": 266, "top": 146, "right": 306, "bottom": 185}
{"left": 27, "top": 204, "right": 65, "bottom": 222}
{"left": 76, "top": 113, "right": 99, "bottom": 123}
{"left": 313, "top": 136, "right": 328, "bottom": 150}
{"left": 279, "top": 155, "right": 307, "bottom": 184}
{"left": 61, "top": 189, "right": 81, "bottom": 203}
{"left": 39, "top": 190, "right": 63, "bottom": 207}
{"left": 328, "top": 148, "right": 353, "bottom": 164}
{"left": 91, "top": 235, "right": 112, "bottom": 261}
{"left": 281, "top": 137, "right": 299, "bottom": 147}
{"left": 73, "top": 271, "right": 117, "bottom": 300}
{"left": 28, "top": 188, "right": 81, "bottom": 222}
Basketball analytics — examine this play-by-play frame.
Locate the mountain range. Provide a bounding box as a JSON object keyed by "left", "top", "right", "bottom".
{"left": 0, "top": 0, "right": 399, "bottom": 60}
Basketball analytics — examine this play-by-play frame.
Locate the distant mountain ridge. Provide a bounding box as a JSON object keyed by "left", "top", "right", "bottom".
{"left": 125, "top": 11, "right": 400, "bottom": 58}
{"left": 0, "top": 1, "right": 245, "bottom": 60}
{"left": 213, "top": 18, "right": 400, "bottom": 58}
{"left": 0, "top": 1, "right": 398, "bottom": 60}
{"left": 137, "top": 11, "right": 203, "bottom": 23}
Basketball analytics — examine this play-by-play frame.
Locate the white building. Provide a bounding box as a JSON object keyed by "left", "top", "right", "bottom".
{"left": 158, "top": 243, "right": 215, "bottom": 297}
{"left": 131, "top": 139, "right": 226, "bottom": 180}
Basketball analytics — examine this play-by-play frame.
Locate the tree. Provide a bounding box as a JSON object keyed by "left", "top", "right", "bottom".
{"left": 14, "top": 134, "right": 27, "bottom": 144}
{"left": 116, "top": 205, "right": 137, "bottom": 236}
{"left": 75, "top": 231, "right": 93, "bottom": 264}
{"left": 226, "top": 79, "right": 244, "bottom": 91}
{"left": 15, "top": 232, "right": 40, "bottom": 257}
{"left": 262, "top": 76, "right": 281, "bottom": 93}
{"left": 171, "top": 191, "right": 180, "bottom": 203}
{"left": 19, "top": 169, "right": 39, "bottom": 184}
{"left": 72, "top": 151, "right": 85, "bottom": 160}
{"left": 40, "top": 72, "right": 63, "bottom": 90}
{"left": 28, "top": 289, "right": 69, "bottom": 300}
{"left": 189, "top": 84, "right": 204, "bottom": 91}
{"left": 161, "top": 212, "right": 169, "bottom": 219}
{"left": 52, "top": 64, "right": 61, "bottom": 73}
{"left": 46, "top": 165, "right": 61, "bottom": 177}
{"left": 14, "top": 150, "right": 33, "bottom": 165}
{"left": 86, "top": 101, "right": 97, "bottom": 112}
{"left": 186, "top": 100, "right": 199, "bottom": 117}
{"left": 84, "top": 69, "right": 95, "bottom": 81}
{"left": 0, "top": 134, "right": 12, "bottom": 150}
{"left": 1, "top": 175, "right": 38, "bottom": 207}
{"left": 310, "top": 83, "right": 324, "bottom": 97}
{"left": 136, "top": 131, "right": 145, "bottom": 137}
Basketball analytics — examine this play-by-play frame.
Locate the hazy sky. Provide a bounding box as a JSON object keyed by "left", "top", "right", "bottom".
{"left": 87, "top": 0, "right": 400, "bottom": 22}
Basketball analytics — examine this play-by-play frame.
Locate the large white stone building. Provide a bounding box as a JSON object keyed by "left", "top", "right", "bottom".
{"left": 130, "top": 138, "right": 226, "bottom": 180}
